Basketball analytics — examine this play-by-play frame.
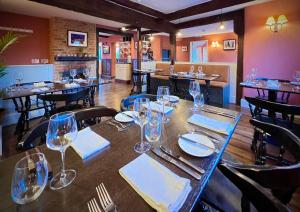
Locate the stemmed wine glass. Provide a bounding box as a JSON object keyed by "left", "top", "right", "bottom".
{"left": 293, "top": 70, "right": 300, "bottom": 89}
{"left": 11, "top": 153, "right": 48, "bottom": 204}
{"left": 132, "top": 98, "right": 152, "bottom": 153}
{"left": 83, "top": 68, "right": 90, "bottom": 80}
{"left": 145, "top": 112, "right": 162, "bottom": 148}
{"left": 198, "top": 66, "right": 203, "bottom": 75}
{"left": 70, "top": 69, "right": 77, "bottom": 82}
{"left": 14, "top": 72, "right": 23, "bottom": 91}
{"left": 189, "top": 65, "right": 195, "bottom": 75}
{"left": 46, "top": 112, "right": 78, "bottom": 190}
{"left": 157, "top": 86, "right": 170, "bottom": 124}
{"left": 189, "top": 80, "right": 201, "bottom": 111}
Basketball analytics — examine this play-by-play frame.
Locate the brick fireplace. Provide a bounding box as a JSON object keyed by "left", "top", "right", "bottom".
{"left": 49, "top": 17, "right": 97, "bottom": 80}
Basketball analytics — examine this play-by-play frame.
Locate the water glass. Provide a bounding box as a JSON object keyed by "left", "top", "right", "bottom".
{"left": 14, "top": 72, "right": 23, "bottom": 91}
{"left": 46, "top": 112, "right": 78, "bottom": 190}
{"left": 294, "top": 71, "right": 300, "bottom": 89}
{"left": 189, "top": 65, "right": 195, "bottom": 75}
{"left": 145, "top": 112, "right": 162, "bottom": 147}
{"left": 70, "top": 69, "right": 77, "bottom": 82}
{"left": 83, "top": 68, "right": 90, "bottom": 79}
{"left": 132, "top": 98, "right": 151, "bottom": 153}
{"left": 189, "top": 80, "right": 201, "bottom": 111}
{"left": 157, "top": 86, "right": 170, "bottom": 123}
{"left": 11, "top": 153, "right": 48, "bottom": 204}
{"left": 198, "top": 66, "right": 203, "bottom": 75}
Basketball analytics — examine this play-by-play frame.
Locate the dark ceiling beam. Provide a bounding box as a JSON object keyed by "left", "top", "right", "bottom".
{"left": 166, "top": 0, "right": 255, "bottom": 21}
{"left": 141, "top": 30, "right": 160, "bottom": 35}
{"left": 175, "top": 10, "right": 240, "bottom": 29}
{"left": 107, "top": 0, "right": 166, "bottom": 19}
{"left": 30, "top": 0, "right": 176, "bottom": 33}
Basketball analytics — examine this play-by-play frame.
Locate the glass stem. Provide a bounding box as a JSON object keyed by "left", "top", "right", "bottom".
{"left": 140, "top": 124, "right": 144, "bottom": 147}
{"left": 60, "top": 150, "right": 66, "bottom": 179}
{"left": 162, "top": 101, "right": 165, "bottom": 120}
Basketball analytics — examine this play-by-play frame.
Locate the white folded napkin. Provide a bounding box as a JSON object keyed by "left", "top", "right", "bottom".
{"left": 71, "top": 127, "right": 110, "bottom": 159}
{"left": 74, "top": 78, "right": 87, "bottom": 83}
{"left": 144, "top": 102, "right": 174, "bottom": 114}
{"left": 33, "top": 82, "right": 47, "bottom": 87}
{"left": 119, "top": 153, "right": 191, "bottom": 212}
{"left": 65, "top": 83, "right": 80, "bottom": 88}
{"left": 30, "top": 87, "right": 49, "bottom": 92}
{"left": 187, "top": 114, "right": 233, "bottom": 135}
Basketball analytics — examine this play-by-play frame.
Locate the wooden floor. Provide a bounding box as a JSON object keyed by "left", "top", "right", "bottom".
{"left": 1, "top": 81, "right": 299, "bottom": 210}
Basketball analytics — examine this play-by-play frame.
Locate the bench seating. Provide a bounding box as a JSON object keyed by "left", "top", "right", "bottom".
{"left": 150, "top": 63, "right": 230, "bottom": 106}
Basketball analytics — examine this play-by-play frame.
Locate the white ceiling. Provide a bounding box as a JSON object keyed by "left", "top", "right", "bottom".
{"left": 0, "top": 0, "right": 127, "bottom": 28}
{"left": 130, "top": 0, "right": 212, "bottom": 14}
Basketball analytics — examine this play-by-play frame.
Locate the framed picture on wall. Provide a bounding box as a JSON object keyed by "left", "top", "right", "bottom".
{"left": 182, "top": 46, "right": 188, "bottom": 52}
{"left": 103, "top": 44, "right": 110, "bottom": 54}
{"left": 223, "top": 39, "right": 236, "bottom": 50}
{"left": 68, "top": 30, "right": 88, "bottom": 47}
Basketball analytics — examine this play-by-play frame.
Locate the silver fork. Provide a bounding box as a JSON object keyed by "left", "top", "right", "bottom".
{"left": 87, "top": 198, "right": 102, "bottom": 212}
{"left": 96, "top": 183, "right": 117, "bottom": 212}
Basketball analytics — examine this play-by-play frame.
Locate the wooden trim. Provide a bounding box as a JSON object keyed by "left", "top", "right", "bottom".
{"left": 166, "top": 0, "right": 254, "bottom": 21}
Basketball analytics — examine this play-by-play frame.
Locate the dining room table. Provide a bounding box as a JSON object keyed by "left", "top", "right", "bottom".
{"left": 0, "top": 99, "right": 241, "bottom": 212}
{"left": 2, "top": 79, "right": 110, "bottom": 141}
{"left": 133, "top": 68, "right": 164, "bottom": 93}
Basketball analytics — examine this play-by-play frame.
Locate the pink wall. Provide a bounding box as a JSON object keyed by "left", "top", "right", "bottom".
{"left": 0, "top": 11, "right": 49, "bottom": 65}
{"left": 244, "top": 0, "right": 300, "bottom": 104}
{"left": 176, "top": 32, "right": 238, "bottom": 63}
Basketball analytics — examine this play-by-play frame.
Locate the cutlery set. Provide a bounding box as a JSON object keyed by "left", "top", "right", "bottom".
{"left": 201, "top": 108, "right": 236, "bottom": 119}
{"left": 88, "top": 183, "right": 117, "bottom": 212}
{"left": 106, "top": 119, "right": 131, "bottom": 132}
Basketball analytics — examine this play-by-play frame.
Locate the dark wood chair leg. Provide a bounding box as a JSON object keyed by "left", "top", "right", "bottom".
{"left": 241, "top": 195, "right": 250, "bottom": 212}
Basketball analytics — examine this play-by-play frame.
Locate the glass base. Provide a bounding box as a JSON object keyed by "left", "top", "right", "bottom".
{"left": 190, "top": 106, "right": 199, "bottom": 112}
{"left": 50, "top": 169, "right": 76, "bottom": 190}
{"left": 134, "top": 142, "right": 151, "bottom": 154}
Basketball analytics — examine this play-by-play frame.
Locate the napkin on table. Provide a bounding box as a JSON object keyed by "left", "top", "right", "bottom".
{"left": 65, "top": 83, "right": 80, "bottom": 89}
{"left": 144, "top": 101, "right": 174, "bottom": 114}
{"left": 71, "top": 127, "right": 110, "bottom": 159}
{"left": 187, "top": 114, "right": 234, "bottom": 135}
{"left": 119, "top": 153, "right": 191, "bottom": 212}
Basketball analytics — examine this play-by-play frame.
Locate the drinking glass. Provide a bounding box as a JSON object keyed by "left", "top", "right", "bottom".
{"left": 83, "top": 68, "right": 90, "bottom": 80}
{"left": 189, "top": 65, "right": 195, "bottom": 75}
{"left": 189, "top": 80, "right": 201, "bottom": 111}
{"left": 11, "top": 153, "right": 48, "bottom": 204}
{"left": 293, "top": 71, "right": 300, "bottom": 89}
{"left": 199, "top": 93, "right": 205, "bottom": 110}
{"left": 70, "top": 69, "right": 77, "bottom": 82}
{"left": 14, "top": 72, "right": 23, "bottom": 91}
{"left": 46, "top": 112, "right": 78, "bottom": 190}
{"left": 145, "top": 112, "right": 162, "bottom": 148}
{"left": 157, "top": 86, "right": 170, "bottom": 124}
{"left": 250, "top": 68, "right": 257, "bottom": 82}
{"left": 132, "top": 98, "right": 151, "bottom": 153}
{"left": 198, "top": 66, "right": 203, "bottom": 75}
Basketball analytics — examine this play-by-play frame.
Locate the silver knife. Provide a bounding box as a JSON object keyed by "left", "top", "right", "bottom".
{"left": 179, "top": 135, "right": 215, "bottom": 151}
{"left": 160, "top": 146, "right": 205, "bottom": 174}
{"left": 151, "top": 148, "right": 202, "bottom": 180}
{"left": 192, "top": 129, "right": 223, "bottom": 143}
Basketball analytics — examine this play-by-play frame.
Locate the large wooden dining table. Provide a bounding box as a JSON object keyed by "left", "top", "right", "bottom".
{"left": 0, "top": 100, "right": 241, "bottom": 211}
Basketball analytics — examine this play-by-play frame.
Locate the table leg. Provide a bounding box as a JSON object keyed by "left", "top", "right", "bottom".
{"left": 267, "top": 90, "right": 277, "bottom": 117}
{"left": 90, "top": 86, "right": 96, "bottom": 107}
{"left": 204, "top": 80, "right": 211, "bottom": 104}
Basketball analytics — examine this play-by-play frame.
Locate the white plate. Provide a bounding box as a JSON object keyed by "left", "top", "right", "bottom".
{"left": 178, "top": 133, "right": 215, "bottom": 157}
{"left": 291, "top": 81, "right": 300, "bottom": 86}
{"left": 163, "top": 95, "right": 180, "bottom": 103}
{"left": 114, "top": 111, "right": 135, "bottom": 123}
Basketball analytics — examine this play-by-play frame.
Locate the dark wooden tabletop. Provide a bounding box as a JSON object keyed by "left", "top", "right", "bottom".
{"left": 2, "top": 80, "right": 106, "bottom": 100}
{"left": 240, "top": 81, "right": 300, "bottom": 94}
{"left": 157, "top": 73, "right": 220, "bottom": 81}
{"left": 0, "top": 100, "right": 240, "bottom": 212}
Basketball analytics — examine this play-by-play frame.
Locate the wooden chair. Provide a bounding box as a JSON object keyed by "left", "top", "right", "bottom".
{"left": 38, "top": 88, "right": 90, "bottom": 118}
{"left": 130, "top": 71, "right": 147, "bottom": 94}
{"left": 255, "top": 78, "right": 291, "bottom": 104}
{"left": 120, "top": 94, "right": 157, "bottom": 111}
{"left": 18, "top": 106, "right": 118, "bottom": 150}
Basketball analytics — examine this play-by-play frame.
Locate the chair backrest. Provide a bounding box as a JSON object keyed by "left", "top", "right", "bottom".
{"left": 250, "top": 119, "right": 300, "bottom": 162}
{"left": 245, "top": 96, "right": 300, "bottom": 122}
{"left": 218, "top": 162, "right": 290, "bottom": 211}
{"left": 74, "top": 106, "right": 118, "bottom": 130}
{"left": 120, "top": 94, "right": 157, "bottom": 111}
{"left": 38, "top": 88, "right": 90, "bottom": 103}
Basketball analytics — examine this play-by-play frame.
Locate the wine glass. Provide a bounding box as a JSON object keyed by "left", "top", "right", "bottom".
{"left": 199, "top": 93, "right": 205, "bottom": 110}
{"left": 189, "top": 65, "right": 195, "bottom": 75}
{"left": 83, "top": 68, "right": 90, "bottom": 80}
{"left": 198, "top": 66, "right": 203, "bottom": 75}
{"left": 189, "top": 80, "right": 201, "bottom": 111}
{"left": 70, "top": 69, "right": 77, "bottom": 82}
{"left": 157, "top": 86, "right": 170, "bottom": 124}
{"left": 250, "top": 68, "right": 257, "bottom": 82}
{"left": 46, "top": 112, "right": 78, "bottom": 190}
{"left": 14, "top": 72, "right": 23, "bottom": 91}
{"left": 11, "top": 153, "right": 48, "bottom": 204}
{"left": 132, "top": 98, "right": 151, "bottom": 153}
{"left": 293, "top": 71, "right": 300, "bottom": 89}
{"left": 145, "top": 112, "right": 162, "bottom": 148}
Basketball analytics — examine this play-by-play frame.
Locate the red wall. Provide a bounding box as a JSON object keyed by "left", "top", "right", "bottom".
{"left": 176, "top": 32, "right": 238, "bottom": 63}
{"left": 0, "top": 12, "right": 49, "bottom": 65}
{"left": 243, "top": 0, "right": 300, "bottom": 104}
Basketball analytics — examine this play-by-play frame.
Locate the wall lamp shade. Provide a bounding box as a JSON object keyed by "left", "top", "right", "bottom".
{"left": 266, "top": 15, "right": 288, "bottom": 32}
{"left": 211, "top": 41, "right": 219, "bottom": 48}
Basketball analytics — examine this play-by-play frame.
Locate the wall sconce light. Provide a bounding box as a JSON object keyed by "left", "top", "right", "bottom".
{"left": 121, "top": 27, "right": 127, "bottom": 32}
{"left": 266, "top": 15, "right": 288, "bottom": 32}
{"left": 149, "top": 34, "right": 154, "bottom": 41}
{"left": 211, "top": 41, "right": 219, "bottom": 48}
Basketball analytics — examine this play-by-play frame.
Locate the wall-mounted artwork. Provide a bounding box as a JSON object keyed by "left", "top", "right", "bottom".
{"left": 182, "top": 46, "right": 188, "bottom": 52}
{"left": 68, "top": 31, "right": 88, "bottom": 47}
{"left": 223, "top": 39, "right": 236, "bottom": 50}
{"left": 103, "top": 44, "right": 110, "bottom": 54}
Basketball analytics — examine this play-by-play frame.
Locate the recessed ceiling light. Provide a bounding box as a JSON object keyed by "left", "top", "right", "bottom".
{"left": 121, "top": 27, "right": 127, "bottom": 32}
{"left": 176, "top": 31, "right": 182, "bottom": 37}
